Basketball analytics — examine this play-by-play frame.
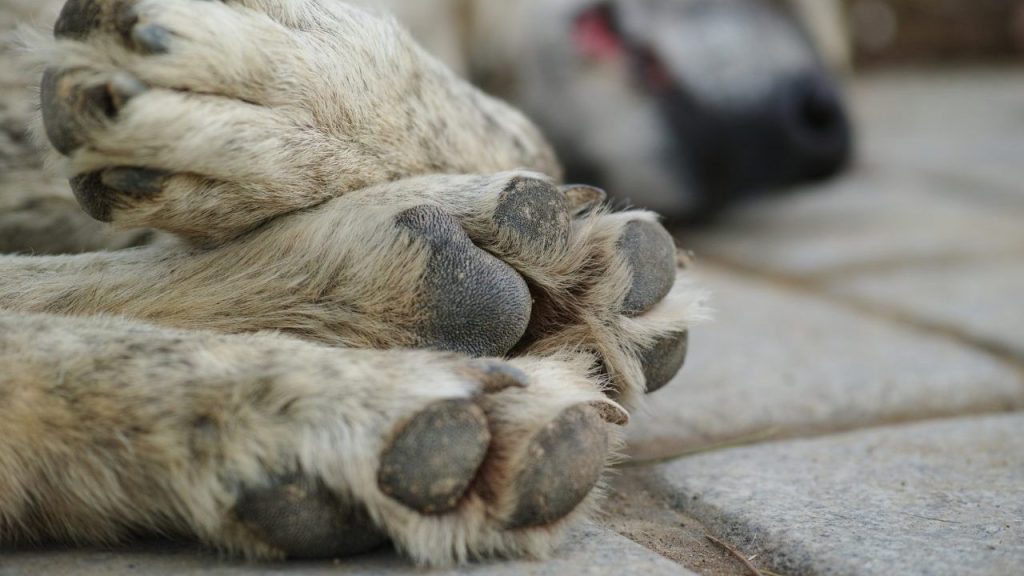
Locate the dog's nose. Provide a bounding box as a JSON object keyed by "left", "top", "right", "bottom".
{"left": 780, "top": 73, "right": 852, "bottom": 180}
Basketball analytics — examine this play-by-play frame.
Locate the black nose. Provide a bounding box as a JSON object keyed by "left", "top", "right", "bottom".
{"left": 780, "top": 73, "right": 852, "bottom": 180}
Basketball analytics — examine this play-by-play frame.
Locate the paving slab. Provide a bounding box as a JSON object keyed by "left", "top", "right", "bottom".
{"left": 655, "top": 413, "right": 1024, "bottom": 576}
{"left": 0, "top": 524, "right": 695, "bottom": 576}
{"left": 682, "top": 169, "right": 1024, "bottom": 279}
{"left": 829, "top": 257, "right": 1024, "bottom": 360}
{"left": 626, "top": 265, "right": 1024, "bottom": 461}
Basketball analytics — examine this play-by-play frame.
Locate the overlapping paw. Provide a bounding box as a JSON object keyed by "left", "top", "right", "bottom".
{"left": 227, "top": 357, "right": 623, "bottom": 564}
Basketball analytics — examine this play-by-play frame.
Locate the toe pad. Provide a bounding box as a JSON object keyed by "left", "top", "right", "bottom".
{"left": 506, "top": 405, "right": 607, "bottom": 529}
{"left": 378, "top": 399, "right": 491, "bottom": 514}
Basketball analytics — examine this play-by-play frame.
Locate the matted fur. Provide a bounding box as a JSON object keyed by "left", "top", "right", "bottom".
{"left": 0, "top": 0, "right": 709, "bottom": 566}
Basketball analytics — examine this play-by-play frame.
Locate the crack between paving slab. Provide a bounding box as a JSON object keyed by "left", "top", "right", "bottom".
{"left": 619, "top": 428, "right": 785, "bottom": 469}
{"left": 623, "top": 407, "right": 1019, "bottom": 468}
{"left": 602, "top": 468, "right": 785, "bottom": 576}
{"left": 699, "top": 254, "right": 1024, "bottom": 378}
{"left": 781, "top": 250, "right": 1024, "bottom": 282}
{"left": 862, "top": 160, "right": 1024, "bottom": 213}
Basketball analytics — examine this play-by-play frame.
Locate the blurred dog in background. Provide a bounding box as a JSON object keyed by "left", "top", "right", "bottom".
{"left": 360, "top": 0, "right": 854, "bottom": 220}
{"left": 0, "top": 0, "right": 853, "bottom": 258}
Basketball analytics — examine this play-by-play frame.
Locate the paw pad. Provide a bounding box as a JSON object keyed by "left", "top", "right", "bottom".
{"left": 234, "top": 475, "right": 387, "bottom": 559}
{"left": 493, "top": 177, "right": 571, "bottom": 253}
{"left": 378, "top": 399, "right": 491, "bottom": 514}
{"left": 505, "top": 404, "right": 607, "bottom": 529}
{"left": 396, "top": 205, "right": 531, "bottom": 357}
{"left": 638, "top": 331, "right": 689, "bottom": 394}
{"left": 618, "top": 220, "right": 677, "bottom": 317}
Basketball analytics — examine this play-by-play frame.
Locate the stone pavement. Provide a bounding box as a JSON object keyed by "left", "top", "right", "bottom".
{"left": 0, "top": 525, "right": 695, "bottom": 576}
{"left": 3, "top": 69, "right": 1023, "bottom": 575}
{"left": 619, "top": 67, "right": 1024, "bottom": 576}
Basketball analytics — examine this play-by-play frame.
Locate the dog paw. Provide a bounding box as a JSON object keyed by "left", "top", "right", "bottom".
{"left": 338, "top": 173, "right": 708, "bottom": 406}
{"left": 36, "top": 0, "right": 556, "bottom": 242}
{"left": 202, "top": 350, "right": 625, "bottom": 565}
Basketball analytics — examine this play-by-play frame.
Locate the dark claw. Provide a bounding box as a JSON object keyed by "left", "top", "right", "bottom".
{"left": 396, "top": 205, "right": 531, "bottom": 357}
{"left": 70, "top": 168, "right": 167, "bottom": 223}
{"left": 70, "top": 172, "right": 114, "bottom": 222}
{"left": 618, "top": 220, "right": 677, "bottom": 317}
{"left": 234, "top": 475, "right": 388, "bottom": 559}
{"left": 101, "top": 167, "right": 168, "bottom": 198}
{"left": 506, "top": 405, "right": 607, "bottom": 529}
{"left": 107, "top": 73, "right": 149, "bottom": 110}
{"left": 40, "top": 69, "right": 112, "bottom": 155}
{"left": 589, "top": 399, "right": 630, "bottom": 426}
{"left": 378, "top": 399, "right": 490, "bottom": 515}
{"left": 467, "top": 360, "right": 530, "bottom": 393}
{"left": 639, "top": 331, "right": 689, "bottom": 394}
{"left": 131, "top": 23, "right": 172, "bottom": 54}
{"left": 54, "top": 0, "right": 102, "bottom": 40}
{"left": 40, "top": 69, "right": 145, "bottom": 157}
{"left": 41, "top": 69, "right": 85, "bottom": 155}
{"left": 559, "top": 184, "right": 607, "bottom": 216}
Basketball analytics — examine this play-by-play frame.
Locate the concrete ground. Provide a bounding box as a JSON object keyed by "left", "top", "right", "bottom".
{"left": 3, "top": 68, "right": 1023, "bottom": 576}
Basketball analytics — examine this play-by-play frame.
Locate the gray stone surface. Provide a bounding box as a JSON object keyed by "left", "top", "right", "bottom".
{"left": 853, "top": 68, "right": 1024, "bottom": 205}
{"left": 626, "top": 265, "right": 1024, "bottom": 461}
{"left": 2, "top": 524, "right": 696, "bottom": 573}
{"left": 657, "top": 413, "right": 1024, "bottom": 576}
{"left": 0, "top": 524, "right": 694, "bottom": 576}
{"left": 830, "top": 257, "right": 1024, "bottom": 359}
{"left": 682, "top": 169, "right": 1024, "bottom": 278}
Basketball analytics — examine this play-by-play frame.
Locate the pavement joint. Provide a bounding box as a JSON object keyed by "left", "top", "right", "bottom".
{"left": 694, "top": 253, "right": 1024, "bottom": 374}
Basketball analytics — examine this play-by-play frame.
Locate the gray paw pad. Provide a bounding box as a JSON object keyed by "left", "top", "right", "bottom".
{"left": 506, "top": 405, "right": 607, "bottom": 529}
{"left": 639, "top": 331, "right": 689, "bottom": 394}
{"left": 396, "top": 205, "right": 531, "bottom": 357}
{"left": 618, "top": 220, "right": 677, "bottom": 317}
{"left": 378, "top": 399, "right": 490, "bottom": 514}
{"left": 234, "top": 475, "right": 387, "bottom": 559}
{"left": 493, "top": 177, "right": 571, "bottom": 253}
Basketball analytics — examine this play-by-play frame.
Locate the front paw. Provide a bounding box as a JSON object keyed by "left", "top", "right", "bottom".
{"left": 36, "top": 0, "right": 556, "bottom": 242}
{"left": 339, "top": 173, "right": 708, "bottom": 406}
{"left": 202, "top": 352, "right": 625, "bottom": 565}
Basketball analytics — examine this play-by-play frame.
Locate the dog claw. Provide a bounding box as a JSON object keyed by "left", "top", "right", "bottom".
{"left": 131, "top": 23, "right": 172, "bottom": 54}
{"left": 559, "top": 184, "right": 607, "bottom": 215}
{"left": 101, "top": 167, "right": 168, "bottom": 198}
